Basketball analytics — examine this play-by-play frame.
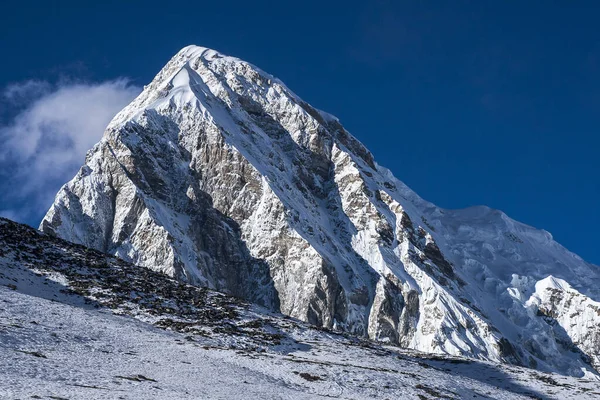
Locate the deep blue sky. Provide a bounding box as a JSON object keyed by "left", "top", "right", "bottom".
{"left": 1, "top": 1, "right": 599, "bottom": 264}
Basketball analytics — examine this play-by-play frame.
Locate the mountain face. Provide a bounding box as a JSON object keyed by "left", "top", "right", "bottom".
{"left": 40, "top": 45, "right": 600, "bottom": 377}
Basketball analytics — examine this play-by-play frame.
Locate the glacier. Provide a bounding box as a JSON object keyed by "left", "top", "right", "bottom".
{"left": 40, "top": 45, "right": 600, "bottom": 377}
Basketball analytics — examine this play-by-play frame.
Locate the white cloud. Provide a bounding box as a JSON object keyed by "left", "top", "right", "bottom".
{"left": 0, "top": 79, "right": 141, "bottom": 224}
{"left": 3, "top": 80, "right": 51, "bottom": 104}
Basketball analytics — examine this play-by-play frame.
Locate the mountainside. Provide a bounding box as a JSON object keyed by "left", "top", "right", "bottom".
{"left": 40, "top": 45, "right": 600, "bottom": 377}
{"left": 3, "top": 217, "right": 600, "bottom": 399}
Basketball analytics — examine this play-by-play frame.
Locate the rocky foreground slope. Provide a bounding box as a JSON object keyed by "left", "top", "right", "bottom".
{"left": 2, "top": 217, "right": 600, "bottom": 399}
{"left": 40, "top": 45, "right": 600, "bottom": 377}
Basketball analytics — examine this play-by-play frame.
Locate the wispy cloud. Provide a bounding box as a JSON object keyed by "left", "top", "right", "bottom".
{"left": 0, "top": 79, "right": 140, "bottom": 225}
{"left": 3, "top": 80, "right": 52, "bottom": 104}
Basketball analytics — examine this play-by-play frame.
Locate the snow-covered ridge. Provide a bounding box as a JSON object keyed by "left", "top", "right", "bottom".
{"left": 40, "top": 45, "right": 600, "bottom": 377}
{"left": 2, "top": 217, "right": 600, "bottom": 399}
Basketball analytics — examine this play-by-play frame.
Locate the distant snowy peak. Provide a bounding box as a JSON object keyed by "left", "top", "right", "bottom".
{"left": 41, "top": 45, "right": 600, "bottom": 377}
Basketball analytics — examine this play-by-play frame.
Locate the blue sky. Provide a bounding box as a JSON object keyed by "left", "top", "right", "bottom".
{"left": 0, "top": 1, "right": 598, "bottom": 264}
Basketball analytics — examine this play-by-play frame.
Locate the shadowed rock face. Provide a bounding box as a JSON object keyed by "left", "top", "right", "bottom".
{"left": 41, "top": 45, "right": 600, "bottom": 377}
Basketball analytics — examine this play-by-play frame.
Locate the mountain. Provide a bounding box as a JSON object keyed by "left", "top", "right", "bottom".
{"left": 40, "top": 45, "right": 600, "bottom": 377}
{"left": 3, "top": 217, "right": 600, "bottom": 399}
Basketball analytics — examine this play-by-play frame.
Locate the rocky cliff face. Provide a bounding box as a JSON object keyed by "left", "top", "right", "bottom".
{"left": 41, "top": 45, "right": 600, "bottom": 377}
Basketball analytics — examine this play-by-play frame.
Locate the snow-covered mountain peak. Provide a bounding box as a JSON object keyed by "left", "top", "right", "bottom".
{"left": 41, "top": 45, "right": 600, "bottom": 377}
{"left": 178, "top": 44, "right": 227, "bottom": 59}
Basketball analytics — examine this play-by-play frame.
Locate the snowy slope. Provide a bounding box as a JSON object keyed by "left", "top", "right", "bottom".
{"left": 40, "top": 45, "right": 600, "bottom": 377}
{"left": 2, "top": 217, "right": 600, "bottom": 399}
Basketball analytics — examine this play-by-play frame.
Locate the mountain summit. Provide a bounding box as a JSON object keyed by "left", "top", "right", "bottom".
{"left": 41, "top": 45, "right": 600, "bottom": 377}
